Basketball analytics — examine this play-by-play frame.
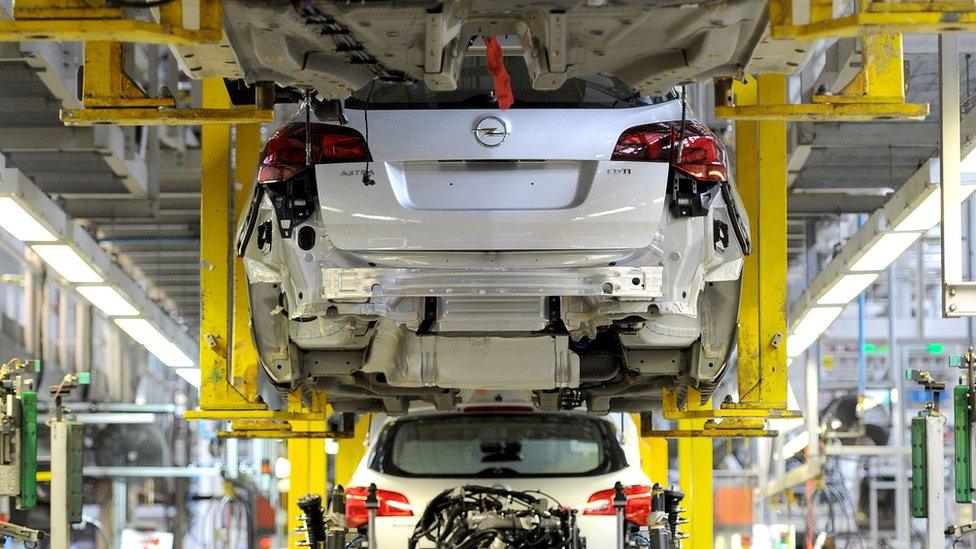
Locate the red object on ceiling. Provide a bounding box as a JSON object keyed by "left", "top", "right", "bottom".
{"left": 483, "top": 36, "right": 514, "bottom": 110}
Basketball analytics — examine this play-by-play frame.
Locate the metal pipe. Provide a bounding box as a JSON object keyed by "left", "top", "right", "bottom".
{"left": 613, "top": 482, "right": 626, "bottom": 549}
{"left": 889, "top": 265, "right": 910, "bottom": 548}
{"left": 869, "top": 461, "right": 879, "bottom": 547}
{"left": 82, "top": 466, "right": 222, "bottom": 478}
{"left": 365, "top": 483, "right": 378, "bottom": 549}
{"left": 823, "top": 445, "right": 909, "bottom": 456}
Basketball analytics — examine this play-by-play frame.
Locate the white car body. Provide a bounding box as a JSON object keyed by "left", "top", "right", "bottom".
{"left": 238, "top": 60, "right": 748, "bottom": 414}
{"left": 346, "top": 411, "right": 652, "bottom": 549}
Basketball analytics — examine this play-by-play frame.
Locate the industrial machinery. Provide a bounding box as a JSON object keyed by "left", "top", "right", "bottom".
{"left": 295, "top": 486, "right": 358, "bottom": 549}
{"left": 0, "top": 359, "right": 44, "bottom": 545}
{"left": 408, "top": 485, "right": 582, "bottom": 548}
{"left": 945, "top": 350, "right": 976, "bottom": 546}
{"left": 908, "top": 368, "right": 948, "bottom": 548}
{"left": 47, "top": 373, "right": 88, "bottom": 549}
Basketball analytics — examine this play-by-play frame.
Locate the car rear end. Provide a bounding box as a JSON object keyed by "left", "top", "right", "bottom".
{"left": 238, "top": 55, "right": 748, "bottom": 412}
{"left": 345, "top": 411, "right": 654, "bottom": 548}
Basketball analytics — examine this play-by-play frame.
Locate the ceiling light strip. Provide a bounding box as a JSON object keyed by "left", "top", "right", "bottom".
{"left": 0, "top": 167, "right": 198, "bottom": 372}
{"left": 789, "top": 117, "right": 976, "bottom": 359}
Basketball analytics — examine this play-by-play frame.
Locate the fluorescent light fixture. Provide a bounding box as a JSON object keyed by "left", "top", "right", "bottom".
{"left": 76, "top": 286, "right": 139, "bottom": 317}
{"left": 781, "top": 430, "right": 810, "bottom": 460}
{"left": 849, "top": 231, "right": 921, "bottom": 272}
{"left": 893, "top": 191, "right": 940, "bottom": 232}
{"left": 174, "top": 368, "right": 201, "bottom": 389}
{"left": 894, "top": 182, "right": 976, "bottom": 233}
{"left": 787, "top": 306, "right": 844, "bottom": 358}
{"left": 0, "top": 197, "right": 57, "bottom": 242}
{"left": 815, "top": 273, "right": 879, "bottom": 305}
{"left": 115, "top": 318, "right": 194, "bottom": 367}
{"left": 324, "top": 438, "right": 340, "bottom": 455}
{"left": 72, "top": 412, "right": 156, "bottom": 424}
{"left": 31, "top": 244, "right": 103, "bottom": 283}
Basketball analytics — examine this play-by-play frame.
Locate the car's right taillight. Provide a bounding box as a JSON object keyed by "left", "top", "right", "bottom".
{"left": 345, "top": 486, "right": 413, "bottom": 529}
{"left": 257, "top": 122, "right": 371, "bottom": 184}
{"left": 611, "top": 122, "right": 728, "bottom": 182}
{"left": 582, "top": 485, "right": 651, "bottom": 525}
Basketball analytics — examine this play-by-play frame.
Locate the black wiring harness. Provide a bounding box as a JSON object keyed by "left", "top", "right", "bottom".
{"left": 294, "top": 0, "right": 404, "bottom": 82}
{"left": 408, "top": 486, "right": 581, "bottom": 549}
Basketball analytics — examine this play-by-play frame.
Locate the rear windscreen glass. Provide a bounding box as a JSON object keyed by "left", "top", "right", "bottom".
{"left": 370, "top": 413, "right": 626, "bottom": 478}
{"left": 346, "top": 56, "right": 675, "bottom": 110}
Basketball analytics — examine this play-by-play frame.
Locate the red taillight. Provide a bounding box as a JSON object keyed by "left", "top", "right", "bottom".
{"left": 582, "top": 485, "right": 651, "bottom": 525}
{"left": 345, "top": 486, "right": 413, "bottom": 529}
{"left": 257, "top": 122, "right": 371, "bottom": 184}
{"left": 611, "top": 122, "right": 728, "bottom": 182}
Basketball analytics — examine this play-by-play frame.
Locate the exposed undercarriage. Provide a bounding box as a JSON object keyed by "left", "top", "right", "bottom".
{"left": 240, "top": 161, "right": 745, "bottom": 414}
{"left": 189, "top": 0, "right": 773, "bottom": 99}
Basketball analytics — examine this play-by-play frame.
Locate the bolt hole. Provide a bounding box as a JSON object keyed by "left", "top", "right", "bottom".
{"left": 631, "top": 277, "right": 641, "bottom": 286}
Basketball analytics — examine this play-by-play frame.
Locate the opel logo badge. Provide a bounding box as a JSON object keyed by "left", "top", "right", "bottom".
{"left": 472, "top": 116, "right": 510, "bottom": 147}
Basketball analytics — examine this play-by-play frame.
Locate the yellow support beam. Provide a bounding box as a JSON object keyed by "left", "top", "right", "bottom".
{"left": 198, "top": 77, "right": 263, "bottom": 412}
{"left": 647, "top": 75, "right": 795, "bottom": 438}
{"left": 60, "top": 36, "right": 273, "bottom": 126}
{"left": 771, "top": 11, "right": 976, "bottom": 39}
{"left": 677, "top": 389, "right": 712, "bottom": 549}
{"left": 715, "top": 34, "right": 928, "bottom": 121}
{"left": 334, "top": 416, "right": 369, "bottom": 488}
{"left": 62, "top": 107, "right": 274, "bottom": 126}
{"left": 0, "top": 0, "right": 222, "bottom": 45}
{"left": 79, "top": 42, "right": 172, "bottom": 109}
{"left": 231, "top": 123, "right": 263, "bottom": 401}
{"left": 733, "top": 74, "right": 789, "bottom": 412}
{"left": 636, "top": 414, "right": 669, "bottom": 485}
{"left": 286, "top": 392, "right": 332, "bottom": 548}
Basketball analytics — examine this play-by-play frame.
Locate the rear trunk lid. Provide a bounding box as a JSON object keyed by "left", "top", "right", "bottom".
{"left": 316, "top": 104, "right": 677, "bottom": 251}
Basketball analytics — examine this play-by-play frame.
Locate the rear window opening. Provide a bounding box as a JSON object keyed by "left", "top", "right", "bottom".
{"left": 345, "top": 56, "right": 676, "bottom": 110}
{"left": 369, "top": 413, "right": 627, "bottom": 478}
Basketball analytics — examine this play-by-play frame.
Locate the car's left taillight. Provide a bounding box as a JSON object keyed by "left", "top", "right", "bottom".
{"left": 611, "top": 121, "right": 728, "bottom": 182}
{"left": 345, "top": 486, "right": 413, "bottom": 529}
{"left": 257, "top": 122, "right": 371, "bottom": 184}
{"left": 582, "top": 485, "right": 651, "bottom": 525}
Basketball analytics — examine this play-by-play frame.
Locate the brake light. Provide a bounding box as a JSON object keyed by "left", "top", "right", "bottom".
{"left": 611, "top": 122, "right": 728, "bottom": 182}
{"left": 582, "top": 485, "right": 651, "bottom": 525}
{"left": 257, "top": 122, "right": 371, "bottom": 184}
{"left": 345, "top": 486, "right": 413, "bottom": 529}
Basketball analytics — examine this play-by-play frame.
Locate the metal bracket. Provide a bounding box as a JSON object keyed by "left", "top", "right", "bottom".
{"left": 61, "top": 41, "right": 274, "bottom": 126}
{"left": 770, "top": 0, "right": 976, "bottom": 40}
{"left": 715, "top": 34, "right": 928, "bottom": 121}
{"left": 0, "top": 0, "right": 222, "bottom": 45}
{"left": 641, "top": 414, "right": 779, "bottom": 438}
{"left": 185, "top": 410, "right": 328, "bottom": 422}
{"left": 643, "top": 390, "right": 801, "bottom": 438}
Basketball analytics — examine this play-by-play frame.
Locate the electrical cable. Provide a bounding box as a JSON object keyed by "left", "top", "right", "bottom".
{"left": 361, "top": 80, "right": 376, "bottom": 186}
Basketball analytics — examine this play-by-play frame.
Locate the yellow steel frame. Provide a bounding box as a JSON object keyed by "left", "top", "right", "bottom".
{"left": 181, "top": 78, "right": 330, "bottom": 440}
{"left": 232, "top": 122, "right": 263, "bottom": 401}
{"left": 334, "top": 416, "right": 370, "bottom": 488}
{"left": 770, "top": 0, "right": 976, "bottom": 39}
{"left": 715, "top": 33, "right": 928, "bottom": 121}
{"left": 60, "top": 42, "right": 273, "bottom": 126}
{"left": 678, "top": 389, "right": 712, "bottom": 549}
{"left": 0, "top": 0, "right": 222, "bottom": 45}
{"left": 196, "top": 77, "right": 264, "bottom": 414}
{"left": 635, "top": 414, "right": 668, "bottom": 485}
{"left": 643, "top": 74, "right": 797, "bottom": 439}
